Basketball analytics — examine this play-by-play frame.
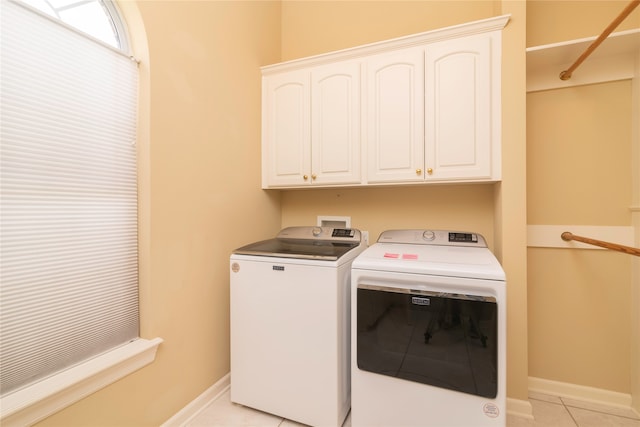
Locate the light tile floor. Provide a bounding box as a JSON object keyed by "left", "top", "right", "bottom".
{"left": 187, "top": 389, "right": 640, "bottom": 427}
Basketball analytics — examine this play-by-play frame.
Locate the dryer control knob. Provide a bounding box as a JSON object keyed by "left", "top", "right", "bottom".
{"left": 422, "top": 230, "right": 436, "bottom": 241}
{"left": 312, "top": 227, "right": 323, "bottom": 237}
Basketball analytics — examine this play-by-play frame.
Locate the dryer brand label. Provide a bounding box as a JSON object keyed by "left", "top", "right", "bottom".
{"left": 483, "top": 403, "right": 500, "bottom": 418}
{"left": 411, "top": 296, "right": 430, "bottom": 306}
{"left": 272, "top": 265, "right": 285, "bottom": 271}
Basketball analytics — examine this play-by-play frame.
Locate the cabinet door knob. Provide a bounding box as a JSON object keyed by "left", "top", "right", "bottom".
{"left": 427, "top": 168, "right": 433, "bottom": 175}
{"left": 311, "top": 174, "right": 317, "bottom": 180}
{"left": 303, "top": 175, "right": 308, "bottom": 181}
{"left": 416, "top": 169, "right": 422, "bottom": 175}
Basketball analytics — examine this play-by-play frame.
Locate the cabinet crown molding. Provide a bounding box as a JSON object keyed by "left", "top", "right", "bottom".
{"left": 261, "top": 14, "right": 510, "bottom": 75}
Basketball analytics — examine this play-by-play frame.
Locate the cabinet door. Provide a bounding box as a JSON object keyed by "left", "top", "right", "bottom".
{"left": 262, "top": 69, "right": 311, "bottom": 188}
{"left": 425, "top": 34, "right": 493, "bottom": 181}
{"left": 366, "top": 47, "right": 425, "bottom": 183}
{"left": 311, "top": 61, "right": 361, "bottom": 185}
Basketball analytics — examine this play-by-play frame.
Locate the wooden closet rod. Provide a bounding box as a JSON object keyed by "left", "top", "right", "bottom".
{"left": 561, "top": 232, "right": 640, "bottom": 257}
{"left": 559, "top": 0, "right": 640, "bottom": 80}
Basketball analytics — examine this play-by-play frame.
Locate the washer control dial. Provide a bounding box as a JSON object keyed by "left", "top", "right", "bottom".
{"left": 312, "top": 227, "right": 323, "bottom": 237}
{"left": 422, "top": 230, "right": 436, "bottom": 241}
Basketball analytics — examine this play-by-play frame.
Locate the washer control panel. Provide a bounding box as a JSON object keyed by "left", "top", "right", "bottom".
{"left": 277, "top": 226, "right": 360, "bottom": 242}
{"left": 378, "top": 229, "right": 486, "bottom": 247}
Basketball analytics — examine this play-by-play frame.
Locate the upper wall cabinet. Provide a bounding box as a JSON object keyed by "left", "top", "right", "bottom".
{"left": 262, "top": 61, "right": 361, "bottom": 187}
{"left": 262, "top": 69, "right": 310, "bottom": 188}
{"left": 366, "top": 46, "right": 425, "bottom": 183}
{"left": 262, "top": 15, "right": 510, "bottom": 189}
{"left": 425, "top": 34, "right": 495, "bottom": 182}
{"left": 367, "top": 34, "right": 497, "bottom": 184}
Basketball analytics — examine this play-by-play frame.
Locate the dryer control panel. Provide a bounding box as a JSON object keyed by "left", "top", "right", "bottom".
{"left": 377, "top": 229, "right": 487, "bottom": 248}
{"left": 449, "top": 232, "right": 479, "bottom": 243}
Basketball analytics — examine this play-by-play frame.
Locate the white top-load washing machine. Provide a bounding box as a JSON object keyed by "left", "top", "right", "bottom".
{"left": 230, "top": 226, "right": 366, "bottom": 427}
{"left": 351, "top": 229, "right": 506, "bottom": 427}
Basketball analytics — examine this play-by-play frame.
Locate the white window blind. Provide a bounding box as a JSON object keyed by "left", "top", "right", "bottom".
{"left": 0, "top": 0, "right": 139, "bottom": 396}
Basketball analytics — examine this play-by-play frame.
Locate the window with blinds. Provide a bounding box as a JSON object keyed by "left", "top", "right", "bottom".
{"left": 0, "top": 0, "right": 139, "bottom": 396}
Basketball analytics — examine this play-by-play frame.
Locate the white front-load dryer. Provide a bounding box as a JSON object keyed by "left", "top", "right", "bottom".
{"left": 351, "top": 229, "right": 506, "bottom": 427}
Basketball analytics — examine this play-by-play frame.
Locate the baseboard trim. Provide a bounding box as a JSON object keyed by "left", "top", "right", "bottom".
{"left": 529, "top": 376, "right": 632, "bottom": 409}
{"left": 162, "top": 374, "right": 637, "bottom": 425}
{"left": 507, "top": 397, "right": 534, "bottom": 419}
{"left": 161, "top": 373, "right": 230, "bottom": 427}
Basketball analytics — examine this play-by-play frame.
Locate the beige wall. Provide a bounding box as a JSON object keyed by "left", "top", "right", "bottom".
{"left": 36, "top": 2, "right": 282, "bottom": 425}
{"left": 526, "top": 0, "right": 639, "bottom": 397}
{"left": 281, "top": 185, "right": 496, "bottom": 248}
{"left": 527, "top": 0, "right": 640, "bottom": 47}
{"left": 527, "top": 82, "right": 632, "bottom": 226}
{"left": 279, "top": 0, "right": 503, "bottom": 61}
{"left": 527, "top": 82, "right": 634, "bottom": 393}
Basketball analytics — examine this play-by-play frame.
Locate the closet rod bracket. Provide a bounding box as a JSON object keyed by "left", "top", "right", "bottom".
{"left": 561, "top": 231, "right": 640, "bottom": 257}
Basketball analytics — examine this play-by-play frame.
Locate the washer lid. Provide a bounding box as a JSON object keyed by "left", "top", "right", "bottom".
{"left": 233, "top": 226, "right": 362, "bottom": 261}
{"left": 352, "top": 242, "right": 505, "bottom": 281}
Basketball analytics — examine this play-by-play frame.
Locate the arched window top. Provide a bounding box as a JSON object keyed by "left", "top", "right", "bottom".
{"left": 17, "top": 0, "right": 129, "bottom": 52}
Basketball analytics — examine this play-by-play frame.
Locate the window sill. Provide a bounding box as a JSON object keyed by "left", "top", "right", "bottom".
{"left": 0, "top": 337, "right": 163, "bottom": 427}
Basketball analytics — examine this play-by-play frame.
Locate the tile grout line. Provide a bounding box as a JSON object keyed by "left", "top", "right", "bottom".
{"left": 559, "top": 396, "right": 640, "bottom": 424}
{"left": 559, "top": 397, "right": 580, "bottom": 427}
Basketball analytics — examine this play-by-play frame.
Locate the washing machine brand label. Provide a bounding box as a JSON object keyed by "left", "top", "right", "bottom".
{"left": 411, "top": 296, "right": 430, "bottom": 306}
{"left": 272, "top": 265, "right": 285, "bottom": 271}
{"left": 483, "top": 403, "right": 500, "bottom": 418}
